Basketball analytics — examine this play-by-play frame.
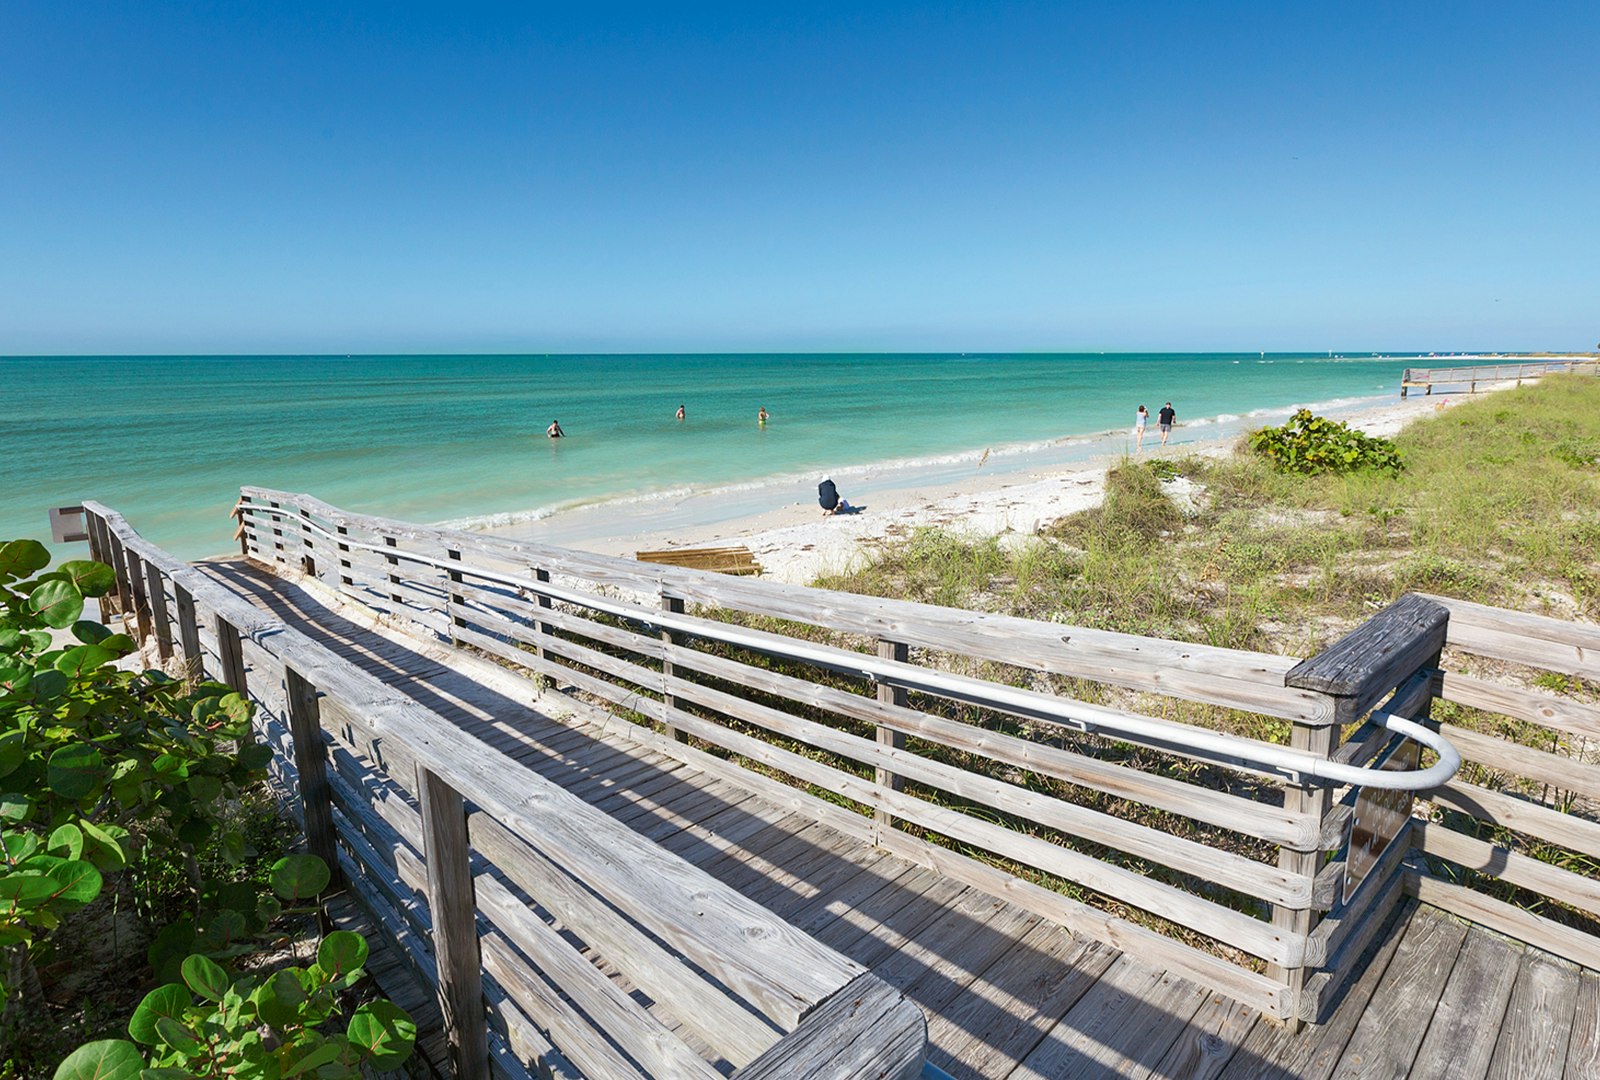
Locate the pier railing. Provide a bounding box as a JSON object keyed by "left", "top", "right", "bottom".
{"left": 83, "top": 501, "right": 928, "bottom": 1080}
{"left": 229, "top": 487, "right": 1495, "bottom": 1025}
{"left": 1401, "top": 358, "right": 1600, "bottom": 395}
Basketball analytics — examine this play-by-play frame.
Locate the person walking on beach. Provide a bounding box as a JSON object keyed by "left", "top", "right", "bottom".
{"left": 1134, "top": 404, "right": 1148, "bottom": 451}
{"left": 758, "top": 406, "right": 769, "bottom": 426}
{"left": 1157, "top": 402, "right": 1176, "bottom": 447}
{"left": 676, "top": 404, "right": 686, "bottom": 421}
{"left": 546, "top": 420, "right": 564, "bottom": 438}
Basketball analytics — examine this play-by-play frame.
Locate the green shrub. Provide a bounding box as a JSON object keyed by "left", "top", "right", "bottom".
{"left": 1249, "top": 409, "right": 1403, "bottom": 476}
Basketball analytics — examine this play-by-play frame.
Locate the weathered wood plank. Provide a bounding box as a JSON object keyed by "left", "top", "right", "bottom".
{"left": 1414, "top": 821, "right": 1600, "bottom": 917}
{"left": 1325, "top": 906, "right": 1467, "bottom": 1080}
{"left": 469, "top": 812, "right": 781, "bottom": 1066}
{"left": 1143, "top": 991, "right": 1258, "bottom": 1080}
{"left": 1485, "top": 951, "right": 1582, "bottom": 1080}
{"left": 1566, "top": 970, "right": 1600, "bottom": 1080}
{"left": 1425, "top": 593, "right": 1600, "bottom": 681}
{"left": 417, "top": 767, "right": 490, "bottom": 1080}
{"left": 1425, "top": 779, "right": 1600, "bottom": 862}
{"left": 1442, "top": 722, "right": 1600, "bottom": 798}
{"left": 1441, "top": 671, "right": 1600, "bottom": 744}
{"left": 284, "top": 666, "right": 343, "bottom": 893}
{"left": 1407, "top": 874, "right": 1600, "bottom": 972}
{"left": 1216, "top": 899, "right": 1413, "bottom": 1080}
{"left": 1011, "top": 955, "right": 1209, "bottom": 1080}
{"left": 1407, "top": 928, "right": 1520, "bottom": 1080}
{"left": 731, "top": 973, "right": 926, "bottom": 1080}
{"left": 1285, "top": 593, "right": 1448, "bottom": 723}
{"left": 927, "top": 921, "right": 1118, "bottom": 1077}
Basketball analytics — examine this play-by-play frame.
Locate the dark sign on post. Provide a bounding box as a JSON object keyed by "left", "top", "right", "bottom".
{"left": 1343, "top": 737, "right": 1421, "bottom": 905}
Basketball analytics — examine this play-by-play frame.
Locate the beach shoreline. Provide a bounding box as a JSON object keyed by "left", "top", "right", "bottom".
{"left": 480, "top": 385, "right": 1513, "bottom": 585}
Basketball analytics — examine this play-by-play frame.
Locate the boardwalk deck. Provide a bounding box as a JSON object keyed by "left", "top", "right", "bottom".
{"left": 197, "top": 558, "right": 1596, "bottom": 1079}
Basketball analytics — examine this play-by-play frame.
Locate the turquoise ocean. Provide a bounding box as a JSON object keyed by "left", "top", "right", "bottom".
{"left": 2, "top": 353, "right": 1441, "bottom": 560}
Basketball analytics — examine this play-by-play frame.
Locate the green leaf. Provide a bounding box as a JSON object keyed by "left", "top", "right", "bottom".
{"left": 3, "top": 829, "right": 40, "bottom": 861}
{"left": 0, "top": 540, "right": 51, "bottom": 580}
{"left": 128, "top": 984, "right": 190, "bottom": 1045}
{"left": 55, "top": 561, "right": 117, "bottom": 598}
{"left": 316, "top": 931, "right": 367, "bottom": 981}
{"left": 50, "top": 1038, "right": 144, "bottom": 1080}
{"left": 219, "top": 693, "right": 253, "bottom": 728}
{"left": 48, "top": 823, "right": 84, "bottom": 859}
{"left": 69, "top": 620, "right": 112, "bottom": 645}
{"left": 29, "top": 669, "right": 68, "bottom": 700}
{"left": 181, "top": 953, "right": 230, "bottom": 1002}
{"left": 255, "top": 969, "right": 307, "bottom": 1029}
{"left": 175, "top": 817, "right": 212, "bottom": 845}
{"left": 282, "top": 1039, "right": 346, "bottom": 1078}
{"left": 235, "top": 744, "right": 274, "bottom": 771}
{"left": 80, "top": 819, "right": 130, "bottom": 871}
{"left": 347, "top": 1000, "right": 416, "bottom": 1069}
{"left": 29, "top": 579, "right": 85, "bottom": 629}
{"left": 0, "top": 793, "right": 31, "bottom": 823}
{"left": 0, "top": 872, "right": 59, "bottom": 904}
{"left": 185, "top": 775, "right": 222, "bottom": 804}
{"left": 269, "top": 854, "right": 330, "bottom": 901}
{"left": 98, "top": 634, "right": 136, "bottom": 654}
{"left": 47, "top": 744, "right": 104, "bottom": 800}
{"left": 46, "top": 859, "right": 103, "bottom": 905}
{"left": 153, "top": 1016, "right": 204, "bottom": 1056}
{"left": 56, "top": 644, "right": 115, "bottom": 676}
{"left": 0, "top": 730, "right": 26, "bottom": 779}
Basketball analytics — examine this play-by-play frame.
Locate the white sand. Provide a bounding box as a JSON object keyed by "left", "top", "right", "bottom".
{"left": 507, "top": 387, "right": 1506, "bottom": 585}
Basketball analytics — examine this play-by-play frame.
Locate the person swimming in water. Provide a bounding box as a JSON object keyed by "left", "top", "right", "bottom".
{"left": 758, "top": 406, "right": 769, "bottom": 425}
{"left": 676, "top": 404, "right": 686, "bottom": 421}
{"left": 546, "top": 420, "right": 564, "bottom": 438}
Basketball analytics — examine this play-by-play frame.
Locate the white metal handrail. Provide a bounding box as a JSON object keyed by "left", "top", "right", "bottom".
{"left": 241, "top": 501, "right": 1461, "bottom": 791}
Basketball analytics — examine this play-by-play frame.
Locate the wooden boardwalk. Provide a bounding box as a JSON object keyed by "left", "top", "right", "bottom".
{"left": 199, "top": 558, "right": 1599, "bottom": 1079}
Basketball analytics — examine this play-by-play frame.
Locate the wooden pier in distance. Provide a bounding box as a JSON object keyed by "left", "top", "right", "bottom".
{"left": 1400, "top": 357, "right": 1600, "bottom": 396}
{"left": 73, "top": 490, "right": 1600, "bottom": 1079}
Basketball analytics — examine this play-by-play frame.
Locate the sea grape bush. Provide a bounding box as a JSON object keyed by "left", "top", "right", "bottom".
{"left": 0, "top": 539, "right": 269, "bottom": 1006}
{"left": 54, "top": 855, "right": 416, "bottom": 1080}
{"left": 1249, "top": 409, "right": 1404, "bottom": 476}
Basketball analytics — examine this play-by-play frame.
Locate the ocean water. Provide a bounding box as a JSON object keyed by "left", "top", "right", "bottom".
{"left": 2, "top": 352, "right": 1435, "bottom": 560}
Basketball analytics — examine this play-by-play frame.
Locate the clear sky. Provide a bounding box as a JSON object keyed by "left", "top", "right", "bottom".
{"left": 2, "top": 1, "right": 1596, "bottom": 354}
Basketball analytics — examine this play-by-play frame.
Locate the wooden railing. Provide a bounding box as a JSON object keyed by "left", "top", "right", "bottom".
{"left": 1408, "top": 596, "right": 1600, "bottom": 969}
{"left": 83, "top": 502, "right": 927, "bottom": 1080}
{"left": 1401, "top": 359, "right": 1600, "bottom": 395}
{"left": 230, "top": 488, "right": 1478, "bottom": 1026}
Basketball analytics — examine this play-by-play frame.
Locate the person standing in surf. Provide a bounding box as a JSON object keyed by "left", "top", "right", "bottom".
{"left": 1134, "top": 404, "right": 1149, "bottom": 451}
{"left": 1157, "top": 402, "right": 1176, "bottom": 447}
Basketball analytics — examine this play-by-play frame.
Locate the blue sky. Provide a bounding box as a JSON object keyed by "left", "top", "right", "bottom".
{"left": 2, "top": 1, "right": 1596, "bottom": 354}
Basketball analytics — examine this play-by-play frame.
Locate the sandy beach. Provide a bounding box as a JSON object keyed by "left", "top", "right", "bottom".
{"left": 535, "top": 388, "right": 1504, "bottom": 585}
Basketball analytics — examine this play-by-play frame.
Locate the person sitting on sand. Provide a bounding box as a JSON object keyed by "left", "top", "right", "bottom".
{"left": 546, "top": 420, "right": 564, "bottom": 438}
{"left": 818, "top": 476, "right": 853, "bottom": 516}
{"left": 758, "top": 406, "right": 769, "bottom": 425}
{"left": 676, "top": 404, "right": 686, "bottom": 421}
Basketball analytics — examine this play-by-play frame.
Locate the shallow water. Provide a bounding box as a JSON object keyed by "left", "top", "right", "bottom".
{"left": 1, "top": 352, "right": 1436, "bottom": 558}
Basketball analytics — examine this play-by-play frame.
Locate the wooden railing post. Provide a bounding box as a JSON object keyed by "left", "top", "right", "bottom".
{"left": 298, "top": 508, "right": 316, "bottom": 578}
{"left": 268, "top": 499, "right": 284, "bottom": 563}
{"left": 383, "top": 536, "right": 403, "bottom": 606}
{"left": 1280, "top": 592, "right": 1450, "bottom": 1026}
{"left": 214, "top": 614, "right": 249, "bottom": 697}
{"left": 173, "top": 582, "right": 204, "bottom": 682}
{"left": 446, "top": 548, "right": 465, "bottom": 648}
{"left": 85, "top": 512, "right": 119, "bottom": 618}
{"left": 108, "top": 531, "right": 135, "bottom": 625}
{"left": 123, "top": 548, "right": 154, "bottom": 644}
{"left": 233, "top": 496, "right": 251, "bottom": 557}
{"left": 874, "top": 639, "right": 909, "bottom": 840}
{"left": 417, "top": 766, "right": 490, "bottom": 1080}
{"left": 283, "top": 666, "right": 344, "bottom": 914}
{"left": 336, "top": 525, "right": 352, "bottom": 587}
{"left": 533, "top": 568, "right": 552, "bottom": 667}
{"left": 143, "top": 558, "right": 174, "bottom": 661}
{"left": 660, "top": 592, "right": 686, "bottom": 742}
